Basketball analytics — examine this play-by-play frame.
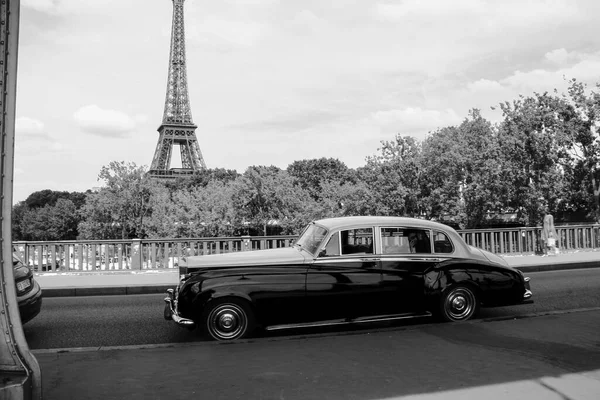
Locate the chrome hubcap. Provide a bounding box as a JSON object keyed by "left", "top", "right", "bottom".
{"left": 444, "top": 288, "right": 475, "bottom": 321}
{"left": 452, "top": 296, "right": 466, "bottom": 311}
{"left": 207, "top": 304, "right": 248, "bottom": 340}
{"left": 219, "top": 313, "right": 234, "bottom": 329}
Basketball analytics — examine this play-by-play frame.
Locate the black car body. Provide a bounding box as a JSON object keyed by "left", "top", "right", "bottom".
{"left": 13, "top": 251, "right": 43, "bottom": 324}
{"left": 164, "top": 216, "right": 532, "bottom": 340}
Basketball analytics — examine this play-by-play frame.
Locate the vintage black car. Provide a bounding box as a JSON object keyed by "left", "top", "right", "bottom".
{"left": 164, "top": 216, "right": 532, "bottom": 341}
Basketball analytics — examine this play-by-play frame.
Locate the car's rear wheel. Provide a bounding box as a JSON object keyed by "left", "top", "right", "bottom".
{"left": 203, "top": 298, "right": 255, "bottom": 341}
{"left": 438, "top": 284, "right": 479, "bottom": 322}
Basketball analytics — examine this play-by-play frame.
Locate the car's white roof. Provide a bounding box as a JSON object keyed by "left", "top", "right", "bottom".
{"left": 313, "top": 216, "right": 458, "bottom": 233}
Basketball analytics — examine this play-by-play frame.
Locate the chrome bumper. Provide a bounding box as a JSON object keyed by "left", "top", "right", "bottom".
{"left": 523, "top": 276, "right": 533, "bottom": 301}
{"left": 164, "top": 288, "right": 196, "bottom": 329}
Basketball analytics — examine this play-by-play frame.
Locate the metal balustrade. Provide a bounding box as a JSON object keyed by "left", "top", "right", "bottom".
{"left": 13, "top": 235, "right": 297, "bottom": 273}
{"left": 458, "top": 224, "right": 599, "bottom": 255}
{"left": 13, "top": 224, "right": 598, "bottom": 274}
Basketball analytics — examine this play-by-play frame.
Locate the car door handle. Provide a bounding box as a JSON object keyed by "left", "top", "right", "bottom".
{"left": 359, "top": 258, "right": 380, "bottom": 262}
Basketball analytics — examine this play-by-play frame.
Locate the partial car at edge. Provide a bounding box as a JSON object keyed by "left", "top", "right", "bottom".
{"left": 13, "top": 251, "right": 43, "bottom": 324}
{"left": 164, "top": 216, "right": 533, "bottom": 341}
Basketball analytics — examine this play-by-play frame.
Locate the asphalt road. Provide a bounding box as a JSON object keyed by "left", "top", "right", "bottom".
{"left": 24, "top": 268, "right": 600, "bottom": 350}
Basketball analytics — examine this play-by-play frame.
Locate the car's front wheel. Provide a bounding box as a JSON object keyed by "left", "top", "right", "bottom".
{"left": 438, "top": 284, "right": 479, "bottom": 322}
{"left": 202, "top": 298, "right": 255, "bottom": 341}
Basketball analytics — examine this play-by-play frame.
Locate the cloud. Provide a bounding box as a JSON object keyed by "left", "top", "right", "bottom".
{"left": 73, "top": 105, "right": 141, "bottom": 138}
{"left": 500, "top": 50, "right": 600, "bottom": 91}
{"left": 14, "top": 117, "right": 63, "bottom": 151}
{"left": 449, "top": 48, "right": 600, "bottom": 124}
{"left": 545, "top": 48, "right": 572, "bottom": 65}
{"left": 374, "top": 0, "right": 482, "bottom": 20}
{"left": 190, "top": 16, "right": 268, "bottom": 48}
{"left": 22, "top": 0, "right": 58, "bottom": 14}
{"left": 467, "top": 79, "right": 506, "bottom": 93}
{"left": 16, "top": 117, "right": 46, "bottom": 138}
{"left": 373, "top": 0, "right": 578, "bottom": 26}
{"left": 292, "top": 10, "right": 323, "bottom": 28}
{"left": 22, "top": 0, "right": 124, "bottom": 16}
{"left": 223, "top": 0, "right": 280, "bottom": 5}
{"left": 231, "top": 109, "right": 343, "bottom": 133}
{"left": 371, "top": 108, "right": 462, "bottom": 137}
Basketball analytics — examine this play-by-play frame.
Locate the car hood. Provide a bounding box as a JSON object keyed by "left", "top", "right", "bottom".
{"left": 182, "top": 246, "right": 310, "bottom": 269}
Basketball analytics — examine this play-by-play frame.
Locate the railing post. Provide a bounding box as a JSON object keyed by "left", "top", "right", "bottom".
{"left": 131, "top": 239, "right": 143, "bottom": 270}
{"left": 518, "top": 228, "right": 524, "bottom": 253}
{"left": 242, "top": 236, "right": 251, "bottom": 251}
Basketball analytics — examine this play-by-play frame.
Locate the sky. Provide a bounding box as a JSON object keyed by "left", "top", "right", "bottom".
{"left": 13, "top": 0, "right": 600, "bottom": 204}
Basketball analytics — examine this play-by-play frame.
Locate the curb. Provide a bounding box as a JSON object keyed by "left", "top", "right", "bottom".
{"left": 42, "top": 285, "right": 173, "bottom": 298}
{"left": 516, "top": 260, "right": 600, "bottom": 273}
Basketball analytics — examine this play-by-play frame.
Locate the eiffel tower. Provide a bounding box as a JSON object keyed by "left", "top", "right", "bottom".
{"left": 149, "top": 0, "right": 206, "bottom": 178}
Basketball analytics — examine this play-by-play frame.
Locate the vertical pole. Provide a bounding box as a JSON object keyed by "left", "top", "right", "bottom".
{"left": 0, "top": 1, "right": 42, "bottom": 399}
{"left": 131, "top": 239, "right": 143, "bottom": 270}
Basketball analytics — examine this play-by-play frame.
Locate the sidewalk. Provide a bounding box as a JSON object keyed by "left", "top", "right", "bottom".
{"left": 35, "top": 249, "right": 600, "bottom": 297}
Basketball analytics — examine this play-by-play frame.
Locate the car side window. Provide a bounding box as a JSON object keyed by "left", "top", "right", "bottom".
{"left": 381, "top": 227, "right": 411, "bottom": 254}
{"left": 381, "top": 227, "right": 431, "bottom": 254}
{"left": 340, "top": 228, "right": 373, "bottom": 255}
{"left": 433, "top": 231, "right": 454, "bottom": 253}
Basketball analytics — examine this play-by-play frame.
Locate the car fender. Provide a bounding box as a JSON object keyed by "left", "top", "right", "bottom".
{"left": 205, "top": 289, "right": 253, "bottom": 305}
{"left": 190, "top": 286, "right": 255, "bottom": 317}
{"left": 424, "top": 258, "right": 521, "bottom": 307}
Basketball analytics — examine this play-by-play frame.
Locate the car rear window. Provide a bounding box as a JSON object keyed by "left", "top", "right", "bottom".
{"left": 433, "top": 231, "right": 454, "bottom": 253}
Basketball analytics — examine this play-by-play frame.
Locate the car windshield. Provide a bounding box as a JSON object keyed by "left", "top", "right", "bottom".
{"left": 295, "top": 223, "right": 328, "bottom": 256}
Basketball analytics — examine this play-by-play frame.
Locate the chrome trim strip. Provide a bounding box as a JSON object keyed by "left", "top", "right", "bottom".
{"left": 266, "top": 319, "right": 349, "bottom": 331}
{"left": 265, "top": 312, "right": 432, "bottom": 332}
{"left": 314, "top": 257, "right": 381, "bottom": 264}
{"left": 381, "top": 256, "right": 447, "bottom": 262}
{"left": 352, "top": 312, "right": 432, "bottom": 323}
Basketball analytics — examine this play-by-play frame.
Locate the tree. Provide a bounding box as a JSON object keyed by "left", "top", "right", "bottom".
{"left": 559, "top": 79, "right": 600, "bottom": 221}
{"left": 287, "top": 158, "right": 357, "bottom": 201}
{"left": 22, "top": 189, "right": 88, "bottom": 209}
{"left": 147, "top": 180, "right": 237, "bottom": 238}
{"left": 165, "top": 168, "right": 240, "bottom": 190}
{"left": 497, "top": 93, "right": 572, "bottom": 225}
{"left": 232, "top": 166, "right": 318, "bottom": 235}
{"left": 455, "top": 110, "right": 507, "bottom": 228}
{"left": 77, "top": 161, "right": 160, "bottom": 239}
{"left": 359, "top": 135, "right": 422, "bottom": 217}
{"left": 419, "top": 126, "right": 467, "bottom": 225}
{"left": 317, "top": 180, "right": 375, "bottom": 217}
{"left": 12, "top": 190, "right": 88, "bottom": 240}
{"left": 18, "top": 199, "right": 79, "bottom": 241}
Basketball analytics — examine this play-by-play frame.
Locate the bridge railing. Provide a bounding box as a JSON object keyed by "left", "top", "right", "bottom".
{"left": 459, "top": 224, "right": 599, "bottom": 254}
{"left": 13, "top": 235, "right": 296, "bottom": 273}
{"left": 13, "top": 224, "right": 599, "bottom": 274}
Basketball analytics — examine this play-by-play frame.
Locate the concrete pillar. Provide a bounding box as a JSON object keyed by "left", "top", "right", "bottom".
{"left": 0, "top": 1, "right": 42, "bottom": 398}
